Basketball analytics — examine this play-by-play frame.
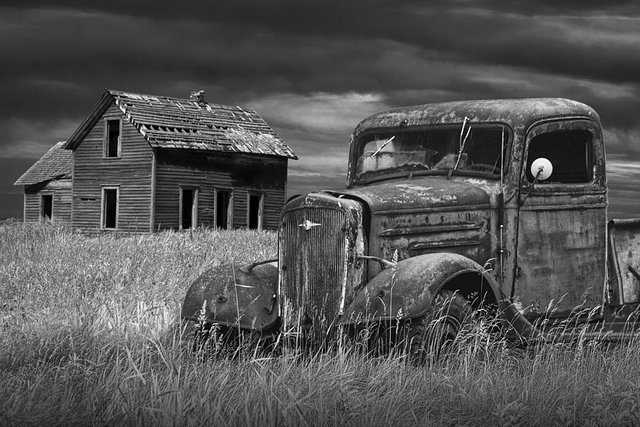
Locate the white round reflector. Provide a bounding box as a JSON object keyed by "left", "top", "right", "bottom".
{"left": 530, "top": 157, "right": 553, "bottom": 181}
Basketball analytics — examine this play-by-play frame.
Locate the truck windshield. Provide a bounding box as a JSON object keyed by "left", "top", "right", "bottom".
{"left": 355, "top": 125, "right": 507, "bottom": 182}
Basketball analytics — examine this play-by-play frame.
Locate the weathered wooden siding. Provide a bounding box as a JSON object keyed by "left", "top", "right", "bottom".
{"left": 71, "top": 103, "right": 153, "bottom": 232}
{"left": 154, "top": 149, "right": 287, "bottom": 230}
{"left": 24, "top": 189, "right": 40, "bottom": 222}
{"left": 50, "top": 179, "right": 73, "bottom": 224}
{"left": 23, "top": 179, "right": 72, "bottom": 225}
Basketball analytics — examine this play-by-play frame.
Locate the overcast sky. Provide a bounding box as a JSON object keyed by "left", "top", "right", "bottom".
{"left": 2, "top": 1, "right": 640, "bottom": 219}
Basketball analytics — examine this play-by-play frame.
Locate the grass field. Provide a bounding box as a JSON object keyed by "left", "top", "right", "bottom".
{"left": 2, "top": 221, "right": 640, "bottom": 425}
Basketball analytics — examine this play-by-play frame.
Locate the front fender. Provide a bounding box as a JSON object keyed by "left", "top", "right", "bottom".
{"left": 181, "top": 262, "right": 279, "bottom": 332}
{"left": 341, "top": 253, "right": 484, "bottom": 323}
{"left": 340, "top": 253, "right": 537, "bottom": 341}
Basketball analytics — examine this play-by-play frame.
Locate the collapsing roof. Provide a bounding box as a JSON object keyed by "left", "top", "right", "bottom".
{"left": 14, "top": 141, "right": 72, "bottom": 186}
{"left": 64, "top": 89, "right": 297, "bottom": 159}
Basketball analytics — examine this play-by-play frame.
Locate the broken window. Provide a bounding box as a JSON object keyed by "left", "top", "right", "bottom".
{"left": 248, "top": 193, "right": 264, "bottom": 230}
{"left": 105, "top": 119, "right": 121, "bottom": 157}
{"left": 355, "top": 125, "right": 509, "bottom": 182}
{"left": 215, "top": 189, "right": 233, "bottom": 229}
{"left": 102, "top": 187, "right": 118, "bottom": 229}
{"left": 526, "top": 130, "right": 593, "bottom": 183}
{"left": 180, "top": 187, "right": 198, "bottom": 229}
{"left": 40, "top": 194, "right": 53, "bottom": 220}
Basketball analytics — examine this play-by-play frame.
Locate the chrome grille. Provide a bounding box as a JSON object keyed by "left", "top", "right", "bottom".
{"left": 280, "top": 205, "right": 348, "bottom": 338}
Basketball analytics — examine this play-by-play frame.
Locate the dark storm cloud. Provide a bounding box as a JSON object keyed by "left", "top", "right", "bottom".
{"left": 3, "top": 4, "right": 640, "bottom": 98}
{"left": 479, "top": 0, "right": 640, "bottom": 14}
{"left": 0, "top": 6, "right": 387, "bottom": 112}
{"left": 2, "top": 2, "right": 639, "bottom": 131}
{"left": 6, "top": 2, "right": 640, "bottom": 89}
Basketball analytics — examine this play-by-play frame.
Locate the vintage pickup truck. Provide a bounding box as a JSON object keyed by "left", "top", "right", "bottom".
{"left": 182, "top": 98, "right": 640, "bottom": 353}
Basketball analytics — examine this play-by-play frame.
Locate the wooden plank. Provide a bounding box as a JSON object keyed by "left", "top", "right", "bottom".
{"left": 49, "top": 179, "right": 72, "bottom": 225}
{"left": 71, "top": 103, "right": 153, "bottom": 232}
{"left": 150, "top": 150, "right": 156, "bottom": 232}
{"left": 23, "top": 190, "right": 40, "bottom": 222}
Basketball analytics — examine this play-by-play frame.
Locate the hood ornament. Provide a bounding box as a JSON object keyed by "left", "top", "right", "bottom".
{"left": 299, "top": 219, "right": 321, "bottom": 231}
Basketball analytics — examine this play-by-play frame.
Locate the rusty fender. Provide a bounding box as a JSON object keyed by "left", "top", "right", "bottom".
{"left": 181, "top": 262, "right": 279, "bottom": 332}
{"left": 340, "top": 253, "right": 537, "bottom": 342}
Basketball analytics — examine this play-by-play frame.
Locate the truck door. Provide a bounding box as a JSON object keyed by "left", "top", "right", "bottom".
{"left": 515, "top": 119, "right": 607, "bottom": 319}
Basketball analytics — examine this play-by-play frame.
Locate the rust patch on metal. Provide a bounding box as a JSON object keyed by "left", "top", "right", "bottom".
{"left": 181, "top": 262, "right": 279, "bottom": 332}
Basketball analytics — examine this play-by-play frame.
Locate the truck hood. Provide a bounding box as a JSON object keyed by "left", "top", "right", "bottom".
{"left": 330, "top": 176, "right": 500, "bottom": 213}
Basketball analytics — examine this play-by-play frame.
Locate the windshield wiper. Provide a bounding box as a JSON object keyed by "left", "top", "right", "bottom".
{"left": 370, "top": 135, "right": 396, "bottom": 157}
{"left": 448, "top": 117, "right": 471, "bottom": 179}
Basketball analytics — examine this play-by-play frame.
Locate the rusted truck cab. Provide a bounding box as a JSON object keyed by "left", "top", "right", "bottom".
{"left": 341, "top": 98, "right": 608, "bottom": 323}
{"left": 183, "top": 98, "right": 640, "bottom": 346}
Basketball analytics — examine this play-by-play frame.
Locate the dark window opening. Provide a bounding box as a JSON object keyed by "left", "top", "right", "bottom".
{"left": 41, "top": 195, "right": 53, "bottom": 220}
{"left": 181, "top": 188, "right": 196, "bottom": 229}
{"left": 526, "top": 130, "right": 593, "bottom": 183}
{"left": 248, "top": 194, "right": 263, "bottom": 230}
{"left": 105, "top": 119, "right": 120, "bottom": 157}
{"left": 103, "top": 188, "right": 118, "bottom": 229}
{"left": 216, "top": 190, "right": 232, "bottom": 229}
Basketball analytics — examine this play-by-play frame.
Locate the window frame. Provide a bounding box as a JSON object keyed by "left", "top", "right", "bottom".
{"left": 247, "top": 192, "right": 264, "bottom": 230}
{"left": 350, "top": 122, "right": 513, "bottom": 186}
{"left": 103, "top": 118, "right": 122, "bottom": 158}
{"left": 101, "top": 186, "right": 119, "bottom": 230}
{"left": 520, "top": 119, "right": 602, "bottom": 196}
{"left": 179, "top": 185, "right": 199, "bottom": 230}
{"left": 40, "top": 193, "right": 54, "bottom": 221}
{"left": 214, "top": 188, "right": 234, "bottom": 230}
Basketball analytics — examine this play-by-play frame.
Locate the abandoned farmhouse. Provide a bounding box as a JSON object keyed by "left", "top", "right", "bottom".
{"left": 14, "top": 90, "right": 297, "bottom": 232}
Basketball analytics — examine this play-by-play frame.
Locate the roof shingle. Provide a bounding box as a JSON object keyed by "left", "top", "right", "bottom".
{"left": 14, "top": 141, "right": 72, "bottom": 186}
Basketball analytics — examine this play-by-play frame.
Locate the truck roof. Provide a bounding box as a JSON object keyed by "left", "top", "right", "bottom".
{"left": 353, "top": 98, "right": 600, "bottom": 136}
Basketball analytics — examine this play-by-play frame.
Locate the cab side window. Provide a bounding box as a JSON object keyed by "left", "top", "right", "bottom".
{"left": 526, "top": 130, "right": 593, "bottom": 183}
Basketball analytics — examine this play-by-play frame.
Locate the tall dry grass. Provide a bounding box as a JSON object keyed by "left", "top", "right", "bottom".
{"left": 1, "top": 221, "right": 640, "bottom": 425}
